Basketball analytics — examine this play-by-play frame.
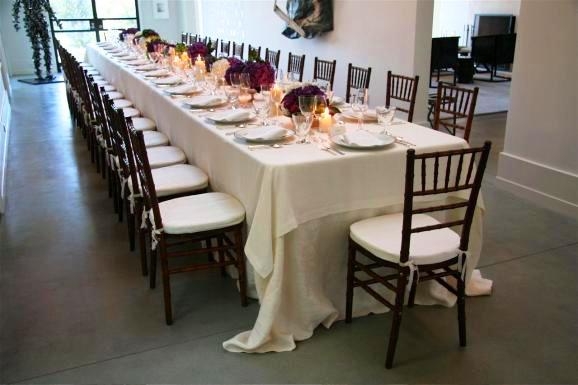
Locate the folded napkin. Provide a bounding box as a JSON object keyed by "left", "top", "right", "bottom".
{"left": 153, "top": 76, "right": 181, "bottom": 85}
{"left": 186, "top": 95, "right": 225, "bottom": 107}
{"left": 146, "top": 69, "right": 170, "bottom": 77}
{"left": 135, "top": 64, "right": 158, "bottom": 71}
{"left": 119, "top": 56, "right": 140, "bottom": 62}
{"left": 211, "top": 110, "right": 251, "bottom": 122}
{"left": 166, "top": 84, "right": 199, "bottom": 94}
{"left": 244, "top": 126, "right": 286, "bottom": 140}
{"left": 128, "top": 59, "right": 150, "bottom": 66}
{"left": 332, "top": 96, "right": 344, "bottom": 105}
{"left": 341, "top": 130, "right": 383, "bottom": 147}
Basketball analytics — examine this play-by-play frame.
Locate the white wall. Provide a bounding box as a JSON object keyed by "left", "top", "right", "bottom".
{"left": 497, "top": 0, "right": 578, "bottom": 217}
{"left": 432, "top": 0, "right": 520, "bottom": 40}
{"left": 199, "top": 0, "right": 434, "bottom": 122}
{"left": 138, "top": 0, "right": 189, "bottom": 42}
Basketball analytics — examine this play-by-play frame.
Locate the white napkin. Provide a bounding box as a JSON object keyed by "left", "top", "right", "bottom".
{"left": 145, "top": 69, "right": 170, "bottom": 77}
{"left": 153, "top": 76, "right": 181, "bottom": 85}
{"left": 135, "top": 64, "right": 158, "bottom": 71}
{"left": 211, "top": 110, "right": 251, "bottom": 122}
{"left": 112, "top": 52, "right": 129, "bottom": 57}
{"left": 128, "top": 59, "right": 150, "bottom": 66}
{"left": 244, "top": 126, "right": 286, "bottom": 140}
{"left": 332, "top": 96, "right": 344, "bottom": 105}
{"left": 165, "top": 84, "right": 199, "bottom": 94}
{"left": 186, "top": 95, "right": 225, "bottom": 107}
{"left": 341, "top": 130, "right": 383, "bottom": 147}
{"left": 119, "top": 56, "right": 140, "bottom": 61}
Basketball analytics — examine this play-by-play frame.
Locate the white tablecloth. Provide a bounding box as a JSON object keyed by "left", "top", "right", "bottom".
{"left": 86, "top": 44, "right": 492, "bottom": 353}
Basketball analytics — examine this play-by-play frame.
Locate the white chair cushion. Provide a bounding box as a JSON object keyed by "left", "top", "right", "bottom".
{"left": 123, "top": 108, "right": 141, "bottom": 118}
{"left": 147, "top": 146, "right": 186, "bottom": 168}
{"left": 93, "top": 79, "right": 109, "bottom": 85}
{"left": 102, "top": 85, "right": 116, "bottom": 92}
{"left": 350, "top": 213, "right": 460, "bottom": 266}
{"left": 106, "top": 91, "right": 124, "bottom": 100}
{"left": 128, "top": 164, "right": 209, "bottom": 198}
{"left": 143, "top": 130, "right": 169, "bottom": 147}
{"left": 159, "top": 192, "right": 245, "bottom": 235}
{"left": 131, "top": 117, "right": 156, "bottom": 131}
{"left": 113, "top": 99, "right": 133, "bottom": 109}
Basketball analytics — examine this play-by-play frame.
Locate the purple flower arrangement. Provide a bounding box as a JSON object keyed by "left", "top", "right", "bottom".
{"left": 224, "top": 57, "right": 275, "bottom": 91}
{"left": 146, "top": 39, "right": 172, "bottom": 53}
{"left": 187, "top": 42, "right": 209, "bottom": 60}
{"left": 281, "top": 85, "right": 326, "bottom": 115}
{"left": 118, "top": 27, "right": 139, "bottom": 41}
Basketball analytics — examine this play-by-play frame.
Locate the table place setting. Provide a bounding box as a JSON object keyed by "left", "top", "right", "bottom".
{"left": 144, "top": 68, "right": 171, "bottom": 78}
{"left": 182, "top": 95, "right": 229, "bottom": 110}
{"left": 205, "top": 109, "right": 257, "bottom": 125}
{"left": 151, "top": 76, "right": 183, "bottom": 86}
{"left": 163, "top": 83, "right": 202, "bottom": 96}
{"left": 126, "top": 59, "right": 152, "bottom": 66}
{"left": 134, "top": 63, "right": 159, "bottom": 72}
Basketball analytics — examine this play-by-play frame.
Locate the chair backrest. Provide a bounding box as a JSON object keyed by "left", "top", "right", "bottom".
{"left": 128, "top": 123, "right": 163, "bottom": 230}
{"left": 287, "top": 52, "right": 306, "bottom": 82}
{"left": 400, "top": 142, "right": 492, "bottom": 263}
{"left": 103, "top": 96, "right": 130, "bottom": 179}
{"left": 248, "top": 44, "right": 261, "bottom": 60}
{"left": 386, "top": 71, "right": 420, "bottom": 122}
{"left": 313, "top": 57, "right": 337, "bottom": 89}
{"left": 346, "top": 63, "right": 372, "bottom": 103}
{"left": 88, "top": 79, "right": 112, "bottom": 147}
{"left": 181, "top": 32, "right": 189, "bottom": 44}
{"left": 265, "top": 48, "right": 280, "bottom": 69}
{"left": 220, "top": 40, "right": 231, "bottom": 57}
{"left": 232, "top": 42, "right": 244, "bottom": 59}
{"left": 207, "top": 38, "right": 218, "bottom": 54}
{"left": 433, "top": 83, "right": 479, "bottom": 142}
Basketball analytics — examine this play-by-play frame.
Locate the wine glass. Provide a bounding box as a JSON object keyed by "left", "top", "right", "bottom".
{"left": 275, "top": 69, "right": 284, "bottom": 84}
{"left": 298, "top": 95, "right": 318, "bottom": 129}
{"left": 224, "top": 86, "right": 240, "bottom": 109}
{"left": 229, "top": 73, "right": 241, "bottom": 88}
{"left": 292, "top": 114, "right": 312, "bottom": 143}
{"left": 205, "top": 74, "right": 218, "bottom": 95}
{"left": 271, "top": 84, "right": 284, "bottom": 118}
{"left": 253, "top": 97, "right": 270, "bottom": 125}
{"left": 351, "top": 88, "right": 369, "bottom": 130}
{"left": 376, "top": 106, "right": 397, "bottom": 127}
{"left": 239, "top": 73, "right": 251, "bottom": 89}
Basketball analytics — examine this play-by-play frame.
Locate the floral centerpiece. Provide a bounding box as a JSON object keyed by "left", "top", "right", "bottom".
{"left": 187, "top": 41, "right": 216, "bottom": 71}
{"left": 281, "top": 85, "right": 326, "bottom": 115}
{"left": 119, "top": 27, "right": 139, "bottom": 42}
{"left": 211, "top": 58, "right": 230, "bottom": 79}
{"left": 224, "top": 57, "right": 275, "bottom": 91}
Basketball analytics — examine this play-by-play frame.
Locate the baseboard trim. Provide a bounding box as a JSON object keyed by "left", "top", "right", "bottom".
{"left": 497, "top": 152, "right": 578, "bottom": 219}
{"left": 0, "top": 105, "right": 9, "bottom": 214}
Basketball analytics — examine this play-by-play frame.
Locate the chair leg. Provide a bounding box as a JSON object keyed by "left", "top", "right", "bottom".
{"left": 159, "top": 238, "right": 173, "bottom": 325}
{"left": 101, "top": 150, "right": 107, "bottom": 179}
{"left": 217, "top": 236, "right": 227, "bottom": 277}
{"left": 127, "top": 205, "right": 135, "bottom": 251}
{"left": 345, "top": 240, "right": 356, "bottom": 324}
{"left": 234, "top": 228, "right": 248, "bottom": 307}
{"left": 136, "top": 201, "right": 148, "bottom": 276}
{"left": 111, "top": 172, "right": 118, "bottom": 212}
{"left": 149, "top": 240, "right": 158, "bottom": 289}
{"left": 117, "top": 181, "right": 124, "bottom": 223}
{"left": 95, "top": 146, "right": 101, "bottom": 173}
{"left": 457, "top": 273, "right": 467, "bottom": 347}
{"left": 385, "top": 270, "right": 408, "bottom": 369}
{"left": 407, "top": 277, "right": 418, "bottom": 308}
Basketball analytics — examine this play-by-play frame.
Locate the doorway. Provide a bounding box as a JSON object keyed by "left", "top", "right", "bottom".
{"left": 49, "top": 0, "right": 140, "bottom": 71}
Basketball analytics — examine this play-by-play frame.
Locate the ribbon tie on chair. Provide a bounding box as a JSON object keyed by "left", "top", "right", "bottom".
{"left": 457, "top": 249, "right": 469, "bottom": 281}
{"left": 140, "top": 209, "right": 163, "bottom": 250}
{"left": 399, "top": 260, "right": 418, "bottom": 289}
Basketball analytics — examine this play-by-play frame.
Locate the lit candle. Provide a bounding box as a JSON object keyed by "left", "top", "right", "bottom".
{"left": 319, "top": 107, "right": 333, "bottom": 133}
{"left": 194, "top": 54, "right": 205, "bottom": 80}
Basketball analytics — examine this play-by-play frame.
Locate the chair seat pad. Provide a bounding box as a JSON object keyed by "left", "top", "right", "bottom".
{"left": 129, "top": 164, "right": 209, "bottom": 198}
{"left": 350, "top": 213, "right": 460, "bottom": 265}
{"left": 93, "top": 79, "right": 109, "bottom": 85}
{"left": 123, "top": 108, "right": 141, "bottom": 118}
{"left": 102, "top": 85, "right": 116, "bottom": 92}
{"left": 143, "top": 130, "right": 169, "bottom": 147}
{"left": 106, "top": 91, "right": 124, "bottom": 100}
{"left": 159, "top": 192, "right": 245, "bottom": 235}
{"left": 131, "top": 117, "right": 156, "bottom": 131}
{"left": 147, "top": 146, "right": 186, "bottom": 169}
{"left": 113, "top": 99, "right": 133, "bottom": 109}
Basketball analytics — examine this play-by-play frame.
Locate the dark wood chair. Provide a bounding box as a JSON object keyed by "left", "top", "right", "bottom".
{"left": 207, "top": 38, "right": 218, "bottom": 54}
{"left": 313, "top": 57, "right": 337, "bottom": 90}
{"left": 287, "top": 52, "right": 306, "bottom": 82}
{"left": 248, "top": 44, "right": 261, "bottom": 60}
{"left": 346, "top": 141, "right": 492, "bottom": 368}
{"left": 232, "top": 42, "right": 244, "bottom": 59}
{"left": 265, "top": 48, "right": 280, "bottom": 69}
{"left": 346, "top": 63, "right": 372, "bottom": 103}
{"left": 220, "top": 40, "right": 231, "bottom": 57}
{"left": 430, "top": 36, "right": 459, "bottom": 87}
{"left": 433, "top": 83, "right": 479, "bottom": 142}
{"left": 128, "top": 126, "right": 248, "bottom": 324}
{"left": 181, "top": 32, "right": 189, "bottom": 44}
{"left": 386, "top": 71, "right": 420, "bottom": 122}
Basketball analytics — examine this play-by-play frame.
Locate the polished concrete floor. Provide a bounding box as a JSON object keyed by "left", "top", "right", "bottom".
{"left": 1, "top": 80, "right": 577, "bottom": 384}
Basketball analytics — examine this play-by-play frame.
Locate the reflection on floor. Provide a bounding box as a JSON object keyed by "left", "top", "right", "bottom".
{"left": 1, "top": 80, "right": 576, "bottom": 384}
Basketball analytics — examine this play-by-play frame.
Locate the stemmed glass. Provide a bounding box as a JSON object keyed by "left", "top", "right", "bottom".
{"left": 298, "top": 95, "right": 318, "bottom": 132}
{"left": 224, "top": 86, "right": 240, "bottom": 109}
{"left": 253, "top": 96, "right": 271, "bottom": 126}
{"left": 270, "top": 84, "right": 284, "bottom": 118}
{"left": 351, "top": 88, "right": 369, "bottom": 130}
{"left": 205, "top": 74, "right": 218, "bottom": 95}
{"left": 292, "top": 114, "right": 312, "bottom": 143}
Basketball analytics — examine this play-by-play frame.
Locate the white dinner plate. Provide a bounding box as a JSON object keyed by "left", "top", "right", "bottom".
{"left": 111, "top": 52, "right": 130, "bottom": 58}
{"left": 206, "top": 110, "right": 256, "bottom": 124}
{"left": 152, "top": 76, "right": 182, "bottom": 86}
{"left": 119, "top": 56, "right": 141, "bottom": 62}
{"left": 145, "top": 69, "right": 171, "bottom": 78}
{"left": 331, "top": 132, "right": 395, "bottom": 149}
{"left": 127, "top": 59, "right": 151, "bottom": 66}
{"left": 234, "top": 127, "right": 294, "bottom": 143}
{"left": 134, "top": 64, "right": 158, "bottom": 72}
{"left": 182, "top": 95, "right": 228, "bottom": 109}
{"left": 164, "top": 84, "right": 202, "bottom": 95}
{"left": 340, "top": 109, "right": 378, "bottom": 122}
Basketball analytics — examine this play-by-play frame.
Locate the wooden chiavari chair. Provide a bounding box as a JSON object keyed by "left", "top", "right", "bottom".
{"left": 207, "top": 38, "right": 218, "bottom": 53}
{"left": 232, "top": 42, "right": 244, "bottom": 59}
{"left": 313, "top": 57, "right": 337, "bottom": 90}
{"left": 181, "top": 32, "right": 189, "bottom": 44}
{"left": 128, "top": 126, "right": 248, "bottom": 324}
{"left": 265, "top": 48, "right": 280, "bottom": 69}
{"left": 346, "top": 63, "right": 372, "bottom": 103}
{"left": 287, "top": 52, "right": 306, "bottom": 82}
{"left": 346, "top": 142, "right": 492, "bottom": 368}
{"left": 220, "top": 40, "right": 231, "bottom": 57}
{"left": 386, "top": 71, "right": 420, "bottom": 122}
{"left": 433, "top": 83, "right": 479, "bottom": 142}
{"left": 248, "top": 44, "right": 261, "bottom": 60}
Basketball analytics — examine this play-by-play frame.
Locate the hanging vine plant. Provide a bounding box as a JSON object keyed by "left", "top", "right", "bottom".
{"left": 12, "top": 0, "right": 62, "bottom": 80}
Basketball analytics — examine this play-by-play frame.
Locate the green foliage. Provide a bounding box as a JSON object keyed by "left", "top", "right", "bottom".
{"left": 12, "top": 0, "right": 61, "bottom": 80}
{"left": 175, "top": 42, "right": 187, "bottom": 54}
{"left": 248, "top": 48, "right": 262, "bottom": 63}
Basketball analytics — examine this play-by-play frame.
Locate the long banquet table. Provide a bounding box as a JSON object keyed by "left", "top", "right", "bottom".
{"left": 86, "top": 43, "right": 492, "bottom": 353}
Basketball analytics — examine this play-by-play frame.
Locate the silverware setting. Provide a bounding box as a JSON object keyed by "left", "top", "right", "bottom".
{"left": 381, "top": 130, "right": 416, "bottom": 147}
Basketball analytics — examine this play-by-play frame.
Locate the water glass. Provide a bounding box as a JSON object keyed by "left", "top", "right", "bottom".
{"left": 376, "top": 106, "right": 397, "bottom": 126}
{"left": 224, "top": 86, "right": 240, "bottom": 108}
{"left": 253, "top": 99, "right": 270, "bottom": 125}
{"left": 292, "top": 114, "right": 312, "bottom": 143}
{"left": 351, "top": 88, "right": 369, "bottom": 130}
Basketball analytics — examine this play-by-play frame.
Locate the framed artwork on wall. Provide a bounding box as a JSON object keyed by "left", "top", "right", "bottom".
{"left": 153, "top": 0, "right": 170, "bottom": 19}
